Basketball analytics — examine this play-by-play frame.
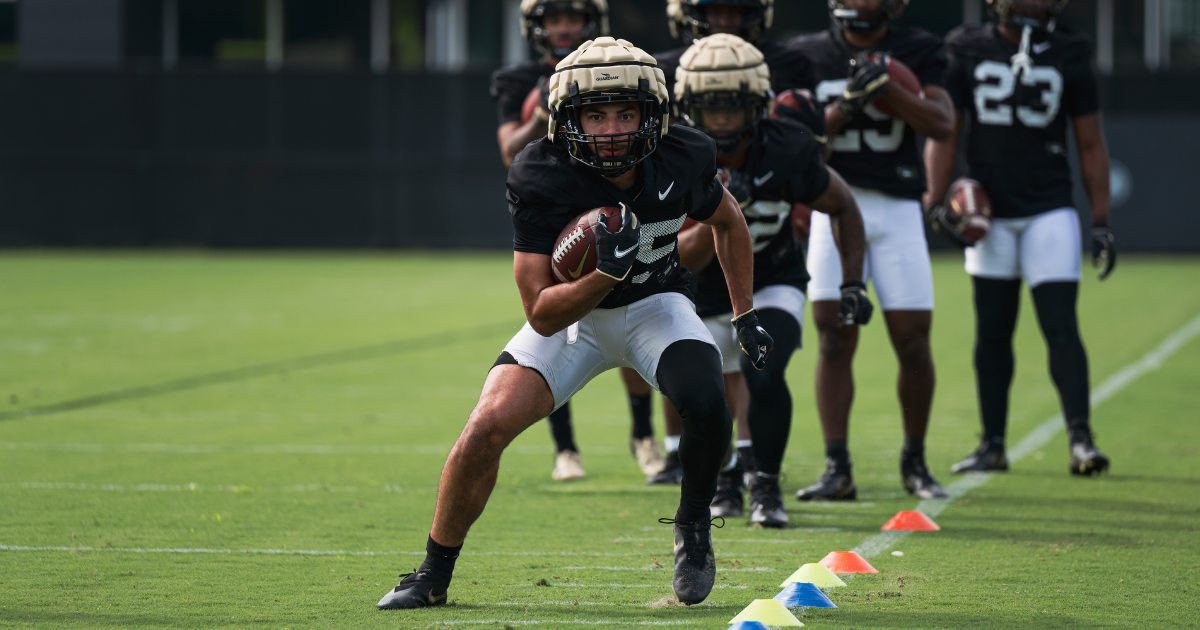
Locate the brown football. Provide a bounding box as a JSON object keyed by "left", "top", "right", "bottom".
{"left": 946, "top": 177, "right": 993, "bottom": 245}
{"left": 520, "top": 84, "right": 542, "bottom": 124}
{"left": 551, "top": 206, "right": 627, "bottom": 283}
{"left": 867, "top": 53, "right": 923, "bottom": 118}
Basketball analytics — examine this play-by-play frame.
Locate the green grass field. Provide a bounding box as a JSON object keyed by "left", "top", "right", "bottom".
{"left": 1, "top": 251, "right": 1198, "bottom": 629}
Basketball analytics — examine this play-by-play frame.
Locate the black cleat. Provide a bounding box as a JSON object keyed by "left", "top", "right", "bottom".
{"left": 901, "top": 453, "right": 948, "bottom": 499}
{"left": 951, "top": 440, "right": 1009, "bottom": 474}
{"left": 748, "top": 473, "right": 788, "bottom": 528}
{"left": 738, "top": 446, "right": 759, "bottom": 490}
{"left": 795, "top": 458, "right": 856, "bottom": 501}
{"left": 376, "top": 569, "right": 450, "bottom": 609}
{"left": 1069, "top": 435, "right": 1110, "bottom": 476}
{"left": 710, "top": 465, "right": 745, "bottom": 518}
{"left": 660, "top": 516, "right": 722, "bottom": 605}
{"left": 647, "top": 449, "right": 684, "bottom": 485}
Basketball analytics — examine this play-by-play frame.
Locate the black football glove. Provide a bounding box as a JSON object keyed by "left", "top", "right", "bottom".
{"left": 718, "top": 167, "right": 754, "bottom": 209}
{"left": 594, "top": 202, "right": 641, "bottom": 282}
{"left": 536, "top": 76, "right": 552, "bottom": 122}
{"left": 1092, "top": 226, "right": 1117, "bottom": 280}
{"left": 925, "top": 202, "right": 973, "bottom": 248}
{"left": 733, "top": 309, "right": 774, "bottom": 370}
{"left": 838, "top": 56, "right": 890, "bottom": 115}
{"left": 838, "top": 281, "right": 874, "bottom": 327}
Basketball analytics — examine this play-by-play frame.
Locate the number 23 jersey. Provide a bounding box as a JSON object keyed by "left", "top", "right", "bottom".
{"left": 789, "top": 27, "right": 947, "bottom": 200}
{"left": 944, "top": 23, "right": 1098, "bottom": 219}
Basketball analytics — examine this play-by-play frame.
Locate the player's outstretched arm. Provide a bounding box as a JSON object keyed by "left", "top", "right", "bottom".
{"left": 881, "top": 84, "right": 954, "bottom": 142}
{"left": 808, "top": 166, "right": 866, "bottom": 286}
{"left": 676, "top": 221, "right": 715, "bottom": 272}
{"left": 498, "top": 117, "right": 549, "bottom": 168}
{"left": 923, "top": 110, "right": 963, "bottom": 208}
{"left": 514, "top": 252, "right": 619, "bottom": 336}
{"left": 1073, "top": 112, "right": 1116, "bottom": 279}
{"left": 702, "top": 188, "right": 754, "bottom": 317}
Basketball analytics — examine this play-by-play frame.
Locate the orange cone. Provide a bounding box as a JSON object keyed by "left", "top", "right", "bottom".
{"left": 881, "top": 510, "right": 940, "bottom": 531}
{"left": 819, "top": 550, "right": 878, "bottom": 574}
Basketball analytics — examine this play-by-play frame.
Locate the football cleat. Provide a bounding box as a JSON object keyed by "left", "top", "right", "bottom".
{"left": 901, "top": 453, "right": 949, "bottom": 499}
{"left": 951, "top": 441, "right": 1009, "bottom": 474}
{"left": 551, "top": 450, "right": 585, "bottom": 481}
{"left": 659, "top": 516, "right": 723, "bottom": 606}
{"left": 709, "top": 465, "right": 745, "bottom": 518}
{"left": 1069, "top": 438, "right": 1110, "bottom": 476}
{"left": 632, "top": 437, "right": 667, "bottom": 477}
{"left": 795, "top": 458, "right": 856, "bottom": 501}
{"left": 376, "top": 569, "right": 450, "bottom": 610}
{"left": 647, "top": 449, "right": 684, "bottom": 485}
{"left": 749, "top": 474, "right": 788, "bottom": 528}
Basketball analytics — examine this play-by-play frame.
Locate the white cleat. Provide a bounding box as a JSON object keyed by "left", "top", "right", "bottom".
{"left": 551, "top": 450, "right": 586, "bottom": 481}
{"left": 632, "top": 437, "right": 667, "bottom": 477}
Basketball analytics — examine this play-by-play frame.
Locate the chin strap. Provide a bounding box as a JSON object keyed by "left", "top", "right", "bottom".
{"left": 1010, "top": 24, "right": 1033, "bottom": 80}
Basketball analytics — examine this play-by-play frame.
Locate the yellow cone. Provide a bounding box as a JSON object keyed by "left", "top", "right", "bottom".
{"left": 728, "top": 599, "right": 804, "bottom": 626}
{"left": 780, "top": 563, "right": 847, "bottom": 588}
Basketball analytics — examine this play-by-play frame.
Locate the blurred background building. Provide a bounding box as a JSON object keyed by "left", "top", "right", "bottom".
{"left": 0, "top": 0, "right": 1197, "bottom": 248}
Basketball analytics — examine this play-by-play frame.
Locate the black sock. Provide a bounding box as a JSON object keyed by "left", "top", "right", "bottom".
{"left": 628, "top": 392, "right": 654, "bottom": 440}
{"left": 1031, "top": 282, "right": 1092, "bottom": 440}
{"left": 825, "top": 439, "right": 849, "bottom": 468}
{"left": 657, "top": 340, "right": 732, "bottom": 524}
{"left": 547, "top": 403, "right": 578, "bottom": 453}
{"left": 974, "top": 277, "right": 1022, "bottom": 444}
{"left": 902, "top": 434, "right": 925, "bottom": 459}
{"left": 420, "top": 536, "right": 462, "bottom": 582}
{"left": 742, "top": 308, "right": 800, "bottom": 476}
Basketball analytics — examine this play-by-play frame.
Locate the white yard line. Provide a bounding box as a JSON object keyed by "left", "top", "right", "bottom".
{"left": 853, "top": 312, "right": 1200, "bottom": 560}
{"left": 0, "top": 481, "right": 404, "bottom": 494}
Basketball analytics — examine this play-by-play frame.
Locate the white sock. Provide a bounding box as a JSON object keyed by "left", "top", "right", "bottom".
{"left": 736, "top": 439, "right": 752, "bottom": 449}
{"left": 665, "top": 435, "right": 681, "bottom": 453}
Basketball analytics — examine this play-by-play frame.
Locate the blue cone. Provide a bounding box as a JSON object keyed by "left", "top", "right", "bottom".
{"left": 728, "top": 622, "right": 772, "bottom": 630}
{"left": 773, "top": 582, "right": 838, "bottom": 608}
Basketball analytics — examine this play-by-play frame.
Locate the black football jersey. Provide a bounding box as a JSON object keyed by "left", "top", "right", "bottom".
{"left": 691, "top": 118, "right": 830, "bottom": 318}
{"left": 788, "top": 27, "right": 947, "bottom": 199}
{"left": 654, "top": 39, "right": 815, "bottom": 111}
{"left": 944, "top": 23, "right": 1099, "bottom": 218}
{"left": 507, "top": 126, "right": 725, "bottom": 310}
{"left": 490, "top": 59, "right": 555, "bottom": 126}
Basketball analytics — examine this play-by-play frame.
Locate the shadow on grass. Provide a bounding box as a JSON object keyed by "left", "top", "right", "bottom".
{"left": 801, "top": 608, "right": 1116, "bottom": 629}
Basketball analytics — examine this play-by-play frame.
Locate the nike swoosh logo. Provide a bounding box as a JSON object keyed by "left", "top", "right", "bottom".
{"left": 614, "top": 244, "right": 638, "bottom": 258}
{"left": 1033, "top": 42, "right": 1051, "bottom": 54}
{"left": 568, "top": 245, "right": 590, "bottom": 278}
{"left": 658, "top": 181, "right": 674, "bottom": 200}
{"left": 753, "top": 171, "right": 774, "bottom": 187}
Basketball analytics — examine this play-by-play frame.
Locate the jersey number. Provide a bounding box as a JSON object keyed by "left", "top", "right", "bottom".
{"left": 973, "top": 60, "right": 1062, "bottom": 128}
{"left": 816, "top": 79, "right": 906, "bottom": 153}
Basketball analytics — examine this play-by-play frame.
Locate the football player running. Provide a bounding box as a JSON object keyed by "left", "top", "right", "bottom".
{"left": 378, "top": 37, "right": 767, "bottom": 610}
{"left": 925, "top": 0, "right": 1114, "bottom": 476}
{"left": 789, "top": 0, "right": 954, "bottom": 501}
{"left": 492, "top": 0, "right": 640, "bottom": 482}
{"left": 673, "top": 34, "right": 868, "bottom": 527}
{"left": 648, "top": 0, "right": 814, "bottom": 490}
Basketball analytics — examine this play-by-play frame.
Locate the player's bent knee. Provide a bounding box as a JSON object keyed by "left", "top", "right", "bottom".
{"left": 656, "top": 340, "right": 729, "bottom": 430}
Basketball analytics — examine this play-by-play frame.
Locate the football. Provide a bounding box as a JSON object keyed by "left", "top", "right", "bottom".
{"left": 867, "top": 53, "right": 923, "bottom": 118}
{"left": 946, "top": 177, "right": 993, "bottom": 245}
{"left": 520, "top": 84, "right": 542, "bottom": 124}
{"left": 551, "top": 206, "right": 627, "bottom": 283}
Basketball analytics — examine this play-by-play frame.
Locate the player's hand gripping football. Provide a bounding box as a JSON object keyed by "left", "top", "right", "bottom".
{"left": 838, "top": 55, "right": 890, "bottom": 115}
{"left": 1092, "top": 226, "right": 1117, "bottom": 280}
{"left": 925, "top": 202, "right": 972, "bottom": 248}
{"left": 838, "top": 281, "right": 874, "bottom": 327}
{"left": 733, "top": 309, "right": 774, "bottom": 370}
{"left": 594, "top": 202, "right": 642, "bottom": 282}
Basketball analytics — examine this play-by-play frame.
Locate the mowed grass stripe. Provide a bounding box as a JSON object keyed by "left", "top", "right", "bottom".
{"left": 853, "top": 309, "right": 1200, "bottom": 561}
